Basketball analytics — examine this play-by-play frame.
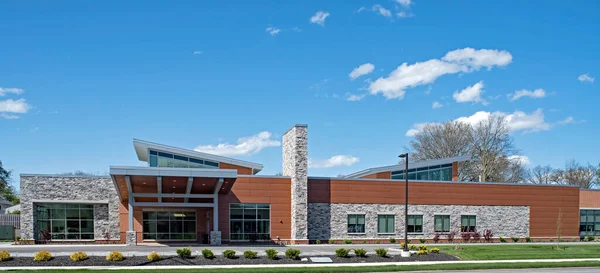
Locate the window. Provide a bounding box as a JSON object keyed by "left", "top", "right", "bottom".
{"left": 35, "top": 203, "right": 94, "bottom": 240}
{"left": 391, "top": 163, "right": 453, "bottom": 181}
{"left": 461, "top": 215, "right": 476, "bottom": 232}
{"left": 348, "top": 214, "right": 366, "bottom": 234}
{"left": 230, "top": 204, "right": 270, "bottom": 241}
{"left": 580, "top": 209, "right": 600, "bottom": 238}
{"left": 377, "top": 215, "right": 395, "bottom": 234}
{"left": 142, "top": 210, "right": 196, "bottom": 240}
{"left": 407, "top": 215, "right": 423, "bottom": 233}
{"left": 148, "top": 149, "right": 219, "bottom": 169}
{"left": 434, "top": 215, "right": 451, "bottom": 232}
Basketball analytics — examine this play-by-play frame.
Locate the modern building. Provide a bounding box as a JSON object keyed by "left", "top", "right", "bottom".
{"left": 19, "top": 125, "right": 600, "bottom": 245}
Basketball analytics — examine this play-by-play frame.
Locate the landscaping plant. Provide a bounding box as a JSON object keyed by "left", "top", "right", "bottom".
{"left": 316, "top": 240, "right": 321, "bottom": 244}
{"left": 585, "top": 236, "right": 596, "bottom": 242}
{"left": 461, "top": 232, "right": 472, "bottom": 242}
{"left": 472, "top": 231, "right": 481, "bottom": 242}
{"left": 202, "top": 249, "right": 215, "bottom": 259}
{"left": 375, "top": 240, "right": 380, "bottom": 244}
{"left": 243, "top": 250, "right": 257, "bottom": 259}
{"left": 34, "top": 250, "right": 52, "bottom": 262}
{"left": 433, "top": 234, "right": 440, "bottom": 243}
{"left": 499, "top": 237, "right": 507, "bottom": 243}
{"left": 328, "top": 239, "right": 335, "bottom": 244}
{"left": 417, "top": 249, "right": 428, "bottom": 255}
{"left": 418, "top": 245, "right": 427, "bottom": 251}
{"left": 483, "top": 229, "right": 494, "bottom": 242}
{"left": 335, "top": 248, "right": 349, "bottom": 258}
{"left": 361, "top": 239, "right": 367, "bottom": 244}
{"left": 70, "top": 251, "right": 88, "bottom": 262}
{"left": 374, "top": 248, "right": 387, "bottom": 257}
{"left": 343, "top": 238, "right": 352, "bottom": 244}
{"left": 0, "top": 250, "right": 11, "bottom": 262}
{"left": 525, "top": 237, "right": 532, "bottom": 242}
{"left": 389, "top": 238, "right": 396, "bottom": 243}
{"left": 447, "top": 231, "right": 457, "bottom": 242}
{"left": 419, "top": 238, "right": 426, "bottom": 244}
{"left": 147, "top": 251, "right": 162, "bottom": 261}
{"left": 285, "top": 248, "right": 301, "bottom": 260}
{"left": 511, "top": 237, "right": 520, "bottom": 243}
{"left": 409, "top": 244, "right": 418, "bottom": 250}
{"left": 265, "top": 249, "right": 278, "bottom": 260}
{"left": 176, "top": 247, "right": 192, "bottom": 258}
{"left": 105, "top": 251, "right": 124, "bottom": 261}
{"left": 354, "top": 248, "right": 367, "bottom": 257}
{"left": 223, "top": 249, "right": 236, "bottom": 259}
{"left": 429, "top": 247, "right": 440, "bottom": 254}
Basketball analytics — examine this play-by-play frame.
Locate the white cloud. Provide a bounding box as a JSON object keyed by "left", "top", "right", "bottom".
{"left": 310, "top": 11, "right": 330, "bottom": 26}
{"left": 396, "top": 0, "right": 412, "bottom": 7}
{"left": 0, "top": 113, "right": 19, "bottom": 119}
{"left": 0, "top": 87, "right": 24, "bottom": 96}
{"left": 396, "top": 11, "right": 414, "bottom": 18}
{"left": 193, "top": 51, "right": 203, "bottom": 55}
{"left": 349, "top": 63, "right": 375, "bottom": 80}
{"left": 368, "top": 48, "right": 512, "bottom": 100}
{"left": 432, "top": 101, "right": 443, "bottom": 109}
{"left": 355, "top": 7, "right": 367, "bottom": 13}
{"left": 508, "top": 88, "right": 546, "bottom": 101}
{"left": 453, "top": 81, "right": 487, "bottom": 105}
{"left": 508, "top": 155, "right": 530, "bottom": 165}
{"left": 405, "top": 122, "right": 439, "bottom": 137}
{"left": 557, "top": 116, "right": 574, "bottom": 125}
{"left": 345, "top": 93, "right": 366, "bottom": 101}
{"left": 309, "top": 155, "right": 359, "bottom": 168}
{"left": 372, "top": 4, "right": 392, "bottom": 17}
{"left": 441, "top": 48, "right": 513, "bottom": 70}
{"left": 578, "top": 73, "right": 595, "bottom": 83}
{"left": 194, "top": 131, "right": 280, "bottom": 156}
{"left": 265, "top": 26, "right": 281, "bottom": 36}
{"left": 0, "top": 98, "right": 31, "bottom": 114}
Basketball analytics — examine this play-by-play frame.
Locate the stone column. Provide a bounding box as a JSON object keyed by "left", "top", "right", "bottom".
{"left": 210, "top": 231, "right": 222, "bottom": 245}
{"left": 282, "top": 124, "right": 308, "bottom": 243}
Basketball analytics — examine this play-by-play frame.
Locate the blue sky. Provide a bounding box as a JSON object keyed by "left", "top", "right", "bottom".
{"left": 1, "top": 0, "right": 598, "bottom": 188}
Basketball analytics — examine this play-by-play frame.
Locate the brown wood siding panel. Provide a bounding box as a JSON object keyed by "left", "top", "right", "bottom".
{"left": 359, "top": 172, "right": 391, "bottom": 179}
{"left": 220, "top": 162, "right": 253, "bottom": 175}
{"left": 307, "top": 178, "right": 580, "bottom": 237}
{"left": 219, "top": 176, "right": 292, "bottom": 240}
{"left": 580, "top": 190, "right": 600, "bottom": 208}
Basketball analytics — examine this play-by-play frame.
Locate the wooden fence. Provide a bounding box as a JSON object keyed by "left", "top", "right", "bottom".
{"left": 0, "top": 214, "right": 20, "bottom": 229}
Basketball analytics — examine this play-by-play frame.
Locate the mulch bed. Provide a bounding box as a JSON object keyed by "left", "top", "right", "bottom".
{"left": 0, "top": 253, "right": 457, "bottom": 267}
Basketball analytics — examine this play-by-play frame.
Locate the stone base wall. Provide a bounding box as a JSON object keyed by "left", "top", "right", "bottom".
{"left": 282, "top": 125, "right": 308, "bottom": 240}
{"left": 308, "top": 203, "right": 529, "bottom": 240}
{"left": 20, "top": 175, "right": 121, "bottom": 242}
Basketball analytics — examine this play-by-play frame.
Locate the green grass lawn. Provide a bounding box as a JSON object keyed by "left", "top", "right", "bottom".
{"left": 438, "top": 244, "right": 600, "bottom": 260}
{"left": 4, "top": 261, "right": 600, "bottom": 273}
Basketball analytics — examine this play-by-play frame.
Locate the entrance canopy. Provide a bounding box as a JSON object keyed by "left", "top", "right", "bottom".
{"left": 110, "top": 166, "right": 237, "bottom": 206}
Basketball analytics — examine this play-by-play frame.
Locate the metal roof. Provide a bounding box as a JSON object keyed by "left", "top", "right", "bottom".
{"left": 343, "top": 155, "right": 471, "bottom": 178}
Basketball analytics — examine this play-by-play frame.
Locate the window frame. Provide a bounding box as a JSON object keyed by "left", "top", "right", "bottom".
{"left": 460, "top": 215, "right": 477, "bottom": 232}
{"left": 34, "top": 203, "right": 95, "bottom": 241}
{"left": 347, "top": 214, "right": 366, "bottom": 234}
{"left": 434, "top": 214, "right": 451, "bottom": 233}
{"left": 377, "top": 214, "right": 395, "bottom": 234}
{"left": 407, "top": 214, "right": 424, "bottom": 234}
{"left": 142, "top": 209, "right": 198, "bottom": 241}
{"left": 229, "top": 203, "right": 271, "bottom": 241}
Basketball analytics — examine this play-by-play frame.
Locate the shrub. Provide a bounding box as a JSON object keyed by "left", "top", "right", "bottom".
{"left": 433, "top": 234, "right": 440, "bottom": 243}
{"left": 147, "top": 252, "right": 161, "bottom": 261}
{"left": 389, "top": 238, "right": 396, "bottom": 243}
{"left": 417, "top": 250, "right": 428, "bottom": 255}
{"left": 223, "top": 250, "right": 236, "bottom": 259}
{"left": 418, "top": 245, "right": 427, "bottom": 251}
{"left": 354, "top": 248, "right": 367, "bottom": 257}
{"left": 419, "top": 238, "right": 426, "bottom": 244}
{"left": 265, "top": 249, "right": 278, "bottom": 260}
{"left": 407, "top": 239, "right": 412, "bottom": 244}
{"left": 525, "top": 237, "right": 532, "bottom": 243}
{"left": 472, "top": 231, "right": 481, "bottom": 242}
{"left": 285, "top": 248, "right": 301, "bottom": 260}
{"left": 335, "top": 248, "right": 349, "bottom": 258}
{"left": 409, "top": 244, "right": 417, "bottom": 250}
{"left": 549, "top": 239, "right": 554, "bottom": 242}
{"left": 176, "top": 247, "right": 192, "bottom": 258}
{"left": 400, "top": 242, "right": 405, "bottom": 249}
{"left": 374, "top": 248, "right": 387, "bottom": 257}
{"left": 343, "top": 238, "right": 352, "bottom": 244}
{"left": 361, "top": 240, "right": 367, "bottom": 244}
{"left": 316, "top": 240, "right": 321, "bottom": 244}
{"left": 447, "top": 231, "right": 457, "bottom": 242}
{"left": 483, "top": 229, "right": 494, "bottom": 242}
{"left": 105, "top": 251, "right": 124, "bottom": 262}
{"left": 328, "top": 239, "right": 335, "bottom": 244}
{"left": 243, "top": 250, "right": 257, "bottom": 259}
{"left": 375, "top": 240, "right": 380, "bottom": 244}
{"left": 461, "top": 232, "right": 472, "bottom": 242}
{"left": 499, "top": 237, "right": 507, "bottom": 243}
{"left": 0, "top": 250, "right": 11, "bottom": 262}
{"left": 34, "top": 250, "right": 52, "bottom": 262}
{"left": 70, "top": 251, "right": 88, "bottom": 262}
{"left": 202, "top": 249, "right": 215, "bottom": 259}
{"left": 585, "top": 236, "right": 596, "bottom": 242}
{"left": 511, "top": 237, "right": 520, "bottom": 243}
{"left": 429, "top": 247, "right": 440, "bottom": 254}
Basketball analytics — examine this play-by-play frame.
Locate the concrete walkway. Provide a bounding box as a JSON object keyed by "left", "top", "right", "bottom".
{"left": 0, "top": 258, "right": 598, "bottom": 271}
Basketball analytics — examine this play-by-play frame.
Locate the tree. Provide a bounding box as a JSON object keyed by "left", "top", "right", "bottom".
{"left": 470, "top": 116, "right": 520, "bottom": 182}
{"left": 0, "top": 160, "right": 19, "bottom": 204}
{"left": 552, "top": 160, "right": 597, "bottom": 189}
{"left": 526, "top": 165, "right": 554, "bottom": 184}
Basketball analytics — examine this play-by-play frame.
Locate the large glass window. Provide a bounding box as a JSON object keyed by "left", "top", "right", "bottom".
{"left": 377, "top": 215, "right": 395, "bottom": 234}
{"left": 35, "top": 203, "right": 94, "bottom": 240}
{"left": 391, "top": 164, "right": 453, "bottom": 181}
{"left": 434, "top": 215, "right": 451, "bottom": 233}
{"left": 230, "top": 204, "right": 270, "bottom": 241}
{"left": 348, "top": 214, "right": 366, "bottom": 234}
{"left": 580, "top": 209, "right": 600, "bottom": 238}
{"left": 407, "top": 215, "right": 423, "bottom": 233}
{"left": 142, "top": 210, "right": 196, "bottom": 240}
{"left": 148, "top": 150, "right": 219, "bottom": 169}
{"left": 461, "top": 215, "right": 476, "bottom": 232}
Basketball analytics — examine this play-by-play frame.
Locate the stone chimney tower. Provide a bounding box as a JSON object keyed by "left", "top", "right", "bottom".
{"left": 282, "top": 124, "right": 308, "bottom": 243}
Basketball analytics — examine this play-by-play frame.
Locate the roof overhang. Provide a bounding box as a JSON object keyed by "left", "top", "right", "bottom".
{"left": 133, "top": 139, "right": 264, "bottom": 174}
{"left": 344, "top": 155, "right": 471, "bottom": 178}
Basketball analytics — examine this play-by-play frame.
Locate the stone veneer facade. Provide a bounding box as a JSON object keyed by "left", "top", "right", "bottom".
{"left": 282, "top": 124, "right": 308, "bottom": 241}
{"left": 20, "top": 175, "right": 121, "bottom": 242}
{"left": 308, "top": 203, "right": 529, "bottom": 240}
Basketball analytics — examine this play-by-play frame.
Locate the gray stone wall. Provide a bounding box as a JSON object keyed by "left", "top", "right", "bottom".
{"left": 20, "top": 175, "right": 121, "bottom": 241}
{"left": 308, "top": 203, "right": 529, "bottom": 240}
{"left": 282, "top": 125, "right": 308, "bottom": 240}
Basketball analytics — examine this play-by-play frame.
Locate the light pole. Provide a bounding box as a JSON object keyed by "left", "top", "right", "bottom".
{"left": 399, "top": 153, "right": 409, "bottom": 252}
